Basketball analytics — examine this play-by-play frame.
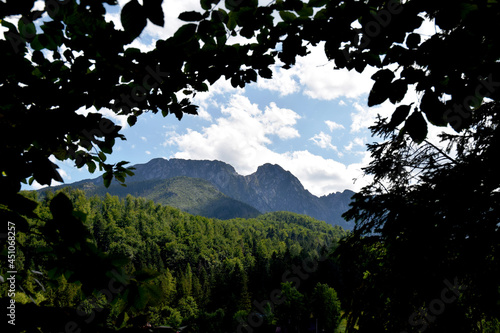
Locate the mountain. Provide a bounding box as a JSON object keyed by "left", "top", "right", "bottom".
{"left": 51, "top": 158, "right": 355, "bottom": 229}
{"left": 53, "top": 176, "right": 261, "bottom": 220}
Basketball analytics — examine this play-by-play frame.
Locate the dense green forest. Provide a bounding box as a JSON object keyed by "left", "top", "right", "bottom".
{"left": 56, "top": 176, "right": 263, "bottom": 220}
{"left": 2, "top": 188, "right": 346, "bottom": 332}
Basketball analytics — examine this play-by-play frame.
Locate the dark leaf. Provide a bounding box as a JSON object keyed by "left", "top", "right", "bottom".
{"left": 406, "top": 33, "right": 421, "bottom": 49}
{"left": 31, "top": 50, "right": 45, "bottom": 64}
{"left": 30, "top": 36, "right": 43, "bottom": 51}
{"left": 173, "top": 23, "right": 197, "bottom": 41}
{"left": 259, "top": 67, "right": 273, "bottom": 79}
{"left": 127, "top": 115, "right": 137, "bottom": 126}
{"left": 1, "top": 19, "right": 16, "bottom": 32}
{"left": 420, "top": 90, "right": 447, "bottom": 126}
{"left": 279, "top": 11, "right": 297, "bottom": 22}
{"left": 296, "top": 3, "right": 313, "bottom": 17}
{"left": 388, "top": 104, "right": 412, "bottom": 129}
{"left": 98, "top": 151, "right": 107, "bottom": 162}
{"left": 103, "top": 172, "right": 112, "bottom": 188}
{"left": 100, "top": 142, "right": 113, "bottom": 154}
{"left": 225, "top": 0, "right": 246, "bottom": 11}
{"left": 308, "top": 0, "right": 328, "bottom": 7}
{"left": 368, "top": 81, "right": 390, "bottom": 107}
{"left": 389, "top": 79, "right": 408, "bottom": 104}
{"left": 227, "top": 12, "right": 237, "bottom": 30}
{"left": 371, "top": 69, "right": 395, "bottom": 83}
{"left": 178, "top": 11, "right": 204, "bottom": 22}
{"left": 213, "top": 8, "right": 228, "bottom": 23}
{"left": 49, "top": 193, "right": 74, "bottom": 220}
{"left": 201, "top": 0, "right": 215, "bottom": 10}
{"left": 143, "top": 0, "right": 164, "bottom": 26}
{"left": 183, "top": 105, "right": 198, "bottom": 115}
{"left": 333, "top": 48, "right": 348, "bottom": 68}
{"left": 18, "top": 18, "right": 36, "bottom": 39}
{"left": 121, "top": 0, "right": 147, "bottom": 42}
{"left": 404, "top": 111, "right": 428, "bottom": 143}
{"left": 87, "top": 161, "right": 96, "bottom": 173}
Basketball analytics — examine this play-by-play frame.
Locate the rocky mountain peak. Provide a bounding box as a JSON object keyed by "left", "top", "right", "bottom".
{"left": 55, "top": 158, "right": 354, "bottom": 229}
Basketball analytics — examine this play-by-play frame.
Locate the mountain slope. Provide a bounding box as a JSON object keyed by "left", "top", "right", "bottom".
{"left": 53, "top": 158, "right": 355, "bottom": 228}
{"left": 144, "top": 177, "right": 261, "bottom": 219}
{"left": 50, "top": 177, "right": 261, "bottom": 220}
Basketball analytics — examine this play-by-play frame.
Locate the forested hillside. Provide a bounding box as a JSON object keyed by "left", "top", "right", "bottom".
{"left": 57, "top": 158, "right": 355, "bottom": 229}
{"left": 3, "top": 189, "right": 347, "bottom": 332}
{"left": 59, "top": 176, "right": 262, "bottom": 220}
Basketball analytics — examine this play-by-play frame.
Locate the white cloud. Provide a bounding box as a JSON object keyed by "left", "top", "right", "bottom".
{"left": 141, "top": 136, "right": 147, "bottom": 142}
{"left": 192, "top": 78, "right": 245, "bottom": 122}
{"left": 145, "top": 150, "right": 151, "bottom": 155}
{"left": 344, "top": 142, "right": 354, "bottom": 151}
{"left": 350, "top": 101, "right": 394, "bottom": 133}
{"left": 76, "top": 106, "right": 129, "bottom": 129}
{"left": 104, "top": 11, "right": 122, "bottom": 30}
{"left": 415, "top": 17, "right": 440, "bottom": 43}
{"left": 310, "top": 132, "right": 338, "bottom": 151}
{"left": 254, "top": 42, "right": 377, "bottom": 102}
{"left": 165, "top": 94, "right": 370, "bottom": 195}
{"left": 281, "top": 150, "right": 372, "bottom": 195}
{"left": 345, "top": 137, "right": 366, "bottom": 151}
{"left": 165, "top": 95, "right": 301, "bottom": 174}
{"left": 261, "top": 102, "right": 301, "bottom": 139}
{"left": 256, "top": 65, "right": 301, "bottom": 96}
{"left": 350, "top": 102, "right": 372, "bottom": 133}
{"left": 325, "top": 120, "right": 345, "bottom": 131}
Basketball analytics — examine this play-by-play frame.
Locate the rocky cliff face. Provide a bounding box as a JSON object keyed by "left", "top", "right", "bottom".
{"left": 66, "top": 158, "right": 354, "bottom": 228}
{"left": 125, "top": 158, "right": 354, "bottom": 229}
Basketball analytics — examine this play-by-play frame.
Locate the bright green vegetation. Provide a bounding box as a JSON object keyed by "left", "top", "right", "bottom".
{"left": 57, "top": 176, "right": 262, "bottom": 220}
{"left": 3, "top": 188, "right": 346, "bottom": 332}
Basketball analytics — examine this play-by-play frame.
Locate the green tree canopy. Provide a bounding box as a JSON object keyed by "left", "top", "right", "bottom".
{"left": 275, "top": 281, "right": 306, "bottom": 333}
{"left": 311, "top": 282, "right": 342, "bottom": 332}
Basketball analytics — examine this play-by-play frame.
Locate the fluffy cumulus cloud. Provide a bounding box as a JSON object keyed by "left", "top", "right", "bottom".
{"left": 349, "top": 101, "right": 394, "bottom": 133}
{"left": 191, "top": 78, "right": 245, "bottom": 121}
{"left": 310, "top": 132, "right": 338, "bottom": 152}
{"left": 165, "top": 94, "right": 370, "bottom": 195}
{"left": 261, "top": 102, "right": 301, "bottom": 139}
{"left": 325, "top": 120, "right": 345, "bottom": 131}
{"left": 344, "top": 137, "right": 366, "bottom": 152}
{"left": 280, "top": 151, "right": 372, "bottom": 196}
{"left": 256, "top": 42, "right": 377, "bottom": 101}
{"left": 256, "top": 65, "right": 301, "bottom": 96}
{"left": 164, "top": 94, "right": 300, "bottom": 172}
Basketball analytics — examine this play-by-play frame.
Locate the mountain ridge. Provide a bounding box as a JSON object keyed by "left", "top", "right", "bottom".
{"left": 48, "top": 158, "right": 354, "bottom": 229}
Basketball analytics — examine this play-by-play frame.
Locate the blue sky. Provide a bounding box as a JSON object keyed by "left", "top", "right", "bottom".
{"left": 16, "top": 0, "right": 442, "bottom": 196}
